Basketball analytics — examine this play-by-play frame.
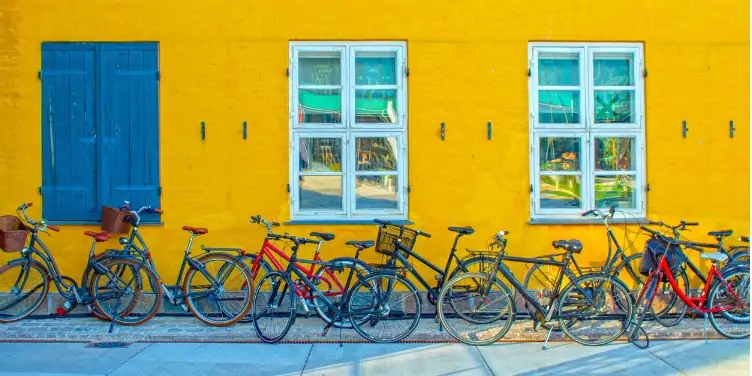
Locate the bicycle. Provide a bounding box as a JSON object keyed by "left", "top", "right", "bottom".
{"left": 638, "top": 221, "right": 751, "bottom": 328}
{"left": 369, "top": 220, "right": 498, "bottom": 322}
{"left": 523, "top": 206, "right": 645, "bottom": 330}
{"left": 625, "top": 225, "right": 750, "bottom": 349}
{"left": 0, "top": 203, "right": 162, "bottom": 327}
{"left": 251, "top": 232, "right": 403, "bottom": 344}
{"left": 436, "top": 230, "right": 633, "bottom": 348}
{"left": 240, "top": 215, "right": 372, "bottom": 328}
{"left": 86, "top": 202, "right": 254, "bottom": 326}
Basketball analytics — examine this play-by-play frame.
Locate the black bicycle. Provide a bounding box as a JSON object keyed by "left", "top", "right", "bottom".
{"left": 523, "top": 206, "right": 644, "bottom": 330}
{"left": 436, "top": 230, "right": 633, "bottom": 348}
{"left": 370, "top": 220, "right": 498, "bottom": 322}
{"left": 0, "top": 203, "right": 161, "bottom": 326}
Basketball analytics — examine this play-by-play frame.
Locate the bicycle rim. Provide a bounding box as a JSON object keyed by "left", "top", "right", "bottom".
{"left": 252, "top": 272, "right": 296, "bottom": 343}
{"left": 0, "top": 261, "right": 49, "bottom": 323}
{"left": 184, "top": 253, "right": 254, "bottom": 327}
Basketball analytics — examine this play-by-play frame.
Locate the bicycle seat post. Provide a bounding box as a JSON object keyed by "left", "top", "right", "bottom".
{"left": 185, "top": 233, "right": 196, "bottom": 255}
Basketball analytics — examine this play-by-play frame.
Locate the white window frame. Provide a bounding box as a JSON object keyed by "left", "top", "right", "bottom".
{"left": 529, "top": 42, "right": 645, "bottom": 221}
{"left": 289, "top": 41, "right": 408, "bottom": 222}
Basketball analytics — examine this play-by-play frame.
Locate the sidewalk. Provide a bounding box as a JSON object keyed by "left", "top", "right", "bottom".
{"left": 0, "top": 315, "right": 737, "bottom": 343}
{"left": 0, "top": 339, "right": 748, "bottom": 375}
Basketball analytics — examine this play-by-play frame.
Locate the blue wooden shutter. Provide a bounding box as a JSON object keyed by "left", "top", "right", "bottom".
{"left": 100, "top": 43, "right": 161, "bottom": 223}
{"left": 41, "top": 44, "right": 99, "bottom": 221}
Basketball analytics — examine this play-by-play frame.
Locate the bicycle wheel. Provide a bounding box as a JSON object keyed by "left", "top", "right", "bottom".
{"left": 81, "top": 253, "right": 120, "bottom": 321}
{"left": 236, "top": 254, "right": 272, "bottom": 324}
{"left": 436, "top": 272, "right": 515, "bottom": 346}
{"left": 348, "top": 272, "right": 422, "bottom": 343}
{"left": 626, "top": 274, "right": 659, "bottom": 349}
{"left": 707, "top": 268, "right": 750, "bottom": 339}
{"left": 252, "top": 271, "right": 296, "bottom": 343}
{"left": 90, "top": 257, "right": 163, "bottom": 326}
{"left": 0, "top": 260, "right": 49, "bottom": 323}
{"left": 557, "top": 273, "right": 633, "bottom": 346}
{"left": 522, "top": 263, "right": 576, "bottom": 331}
{"left": 183, "top": 253, "right": 254, "bottom": 326}
{"left": 310, "top": 257, "right": 372, "bottom": 328}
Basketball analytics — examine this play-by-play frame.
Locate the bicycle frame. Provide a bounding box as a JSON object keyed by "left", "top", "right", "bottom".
{"left": 489, "top": 253, "right": 590, "bottom": 321}
{"left": 249, "top": 238, "right": 345, "bottom": 300}
{"left": 385, "top": 234, "right": 483, "bottom": 300}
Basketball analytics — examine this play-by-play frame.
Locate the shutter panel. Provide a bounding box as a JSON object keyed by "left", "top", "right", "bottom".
{"left": 101, "top": 43, "right": 161, "bottom": 223}
{"left": 41, "top": 44, "right": 99, "bottom": 221}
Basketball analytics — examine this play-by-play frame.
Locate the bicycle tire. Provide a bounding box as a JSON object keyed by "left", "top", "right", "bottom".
{"left": 237, "top": 255, "right": 273, "bottom": 324}
{"left": 183, "top": 252, "right": 254, "bottom": 327}
{"left": 707, "top": 268, "right": 750, "bottom": 339}
{"left": 252, "top": 271, "right": 296, "bottom": 343}
{"left": 436, "top": 272, "right": 515, "bottom": 346}
{"left": 348, "top": 272, "right": 422, "bottom": 343}
{"left": 311, "top": 257, "right": 372, "bottom": 328}
{"left": 557, "top": 273, "right": 633, "bottom": 346}
{"left": 626, "top": 274, "right": 659, "bottom": 349}
{"left": 0, "top": 260, "right": 49, "bottom": 323}
{"left": 80, "top": 253, "right": 120, "bottom": 321}
{"left": 90, "top": 257, "right": 163, "bottom": 326}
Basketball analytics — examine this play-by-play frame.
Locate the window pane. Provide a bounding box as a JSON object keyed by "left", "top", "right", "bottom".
{"left": 299, "top": 138, "right": 342, "bottom": 172}
{"left": 539, "top": 175, "right": 582, "bottom": 209}
{"left": 538, "top": 91, "right": 580, "bottom": 124}
{"left": 356, "top": 137, "right": 398, "bottom": 171}
{"left": 595, "top": 175, "right": 636, "bottom": 209}
{"left": 594, "top": 54, "right": 634, "bottom": 86}
{"left": 299, "top": 56, "right": 341, "bottom": 85}
{"left": 355, "top": 54, "right": 397, "bottom": 85}
{"left": 355, "top": 89, "right": 398, "bottom": 124}
{"left": 538, "top": 53, "right": 580, "bottom": 86}
{"left": 539, "top": 137, "right": 581, "bottom": 171}
{"left": 594, "top": 90, "right": 635, "bottom": 124}
{"left": 299, "top": 176, "right": 342, "bottom": 211}
{"left": 356, "top": 175, "right": 398, "bottom": 210}
{"left": 594, "top": 137, "right": 635, "bottom": 171}
{"left": 299, "top": 89, "right": 341, "bottom": 124}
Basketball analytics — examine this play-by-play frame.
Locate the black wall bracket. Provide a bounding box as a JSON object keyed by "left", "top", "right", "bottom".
{"left": 487, "top": 121, "right": 492, "bottom": 140}
{"left": 730, "top": 120, "right": 736, "bottom": 139}
{"left": 441, "top": 123, "right": 445, "bottom": 141}
{"left": 682, "top": 121, "right": 689, "bottom": 139}
{"left": 201, "top": 121, "right": 206, "bottom": 141}
{"left": 243, "top": 121, "right": 247, "bottom": 140}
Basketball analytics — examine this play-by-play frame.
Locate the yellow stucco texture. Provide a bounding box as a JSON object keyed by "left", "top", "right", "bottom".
{"left": 0, "top": 0, "right": 748, "bottom": 285}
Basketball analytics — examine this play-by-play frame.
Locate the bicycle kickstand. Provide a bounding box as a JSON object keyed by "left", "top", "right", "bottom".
{"left": 702, "top": 313, "right": 709, "bottom": 344}
{"left": 542, "top": 326, "right": 554, "bottom": 350}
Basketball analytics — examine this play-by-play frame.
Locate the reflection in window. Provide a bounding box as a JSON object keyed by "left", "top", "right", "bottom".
{"left": 539, "top": 137, "right": 580, "bottom": 171}
{"left": 356, "top": 137, "right": 398, "bottom": 171}
{"left": 356, "top": 176, "right": 398, "bottom": 210}
{"left": 299, "top": 138, "right": 342, "bottom": 172}
{"left": 595, "top": 137, "right": 634, "bottom": 171}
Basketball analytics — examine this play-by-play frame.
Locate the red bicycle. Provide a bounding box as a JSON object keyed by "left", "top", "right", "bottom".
{"left": 626, "top": 222, "right": 750, "bottom": 348}
{"left": 239, "top": 215, "right": 372, "bottom": 327}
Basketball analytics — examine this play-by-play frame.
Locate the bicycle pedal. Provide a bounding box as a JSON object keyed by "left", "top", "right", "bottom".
{"left": 321, "top": 327, "right": 330, "bottom": 336}
{"left": 55, "top": 307, "right": 68, "bottom": 316}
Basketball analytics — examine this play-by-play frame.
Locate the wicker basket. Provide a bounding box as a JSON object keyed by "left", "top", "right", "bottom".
{"left": 0, "top": 215, "right": 29, "bottom": 253}
{"left": 375, "top": 224, "right": 418, "bottom": 257}
{"left": 101, "top": 206, "right": 132, "bottom": 234}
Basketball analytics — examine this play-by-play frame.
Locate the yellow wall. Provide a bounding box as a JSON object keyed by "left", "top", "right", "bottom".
{"left": 0, "top": 0, "right": 749, "bottom": 285}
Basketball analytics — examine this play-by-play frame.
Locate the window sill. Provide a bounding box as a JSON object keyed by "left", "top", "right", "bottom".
{"left": 285, "top": 219, "right": 414, "bottom": 226}
{"left": 529, "top": 217, "right": 647, "bottom": 225}
{"left": 46, "top": 221, "right": 165, "bottom": 227}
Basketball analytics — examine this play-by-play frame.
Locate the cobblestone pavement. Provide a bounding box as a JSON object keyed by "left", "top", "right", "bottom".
{"left": 0, "top": 314, "right": 734, "bottom": 344}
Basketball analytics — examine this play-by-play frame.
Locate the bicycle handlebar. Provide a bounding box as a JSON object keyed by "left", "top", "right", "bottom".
{"left": 15, "top": 202, "right": 58, "bottom": 232}
{"left": 646, "top": 219, "right": 698, "bottom": 233}
{"left": 267, "top": 233, "right": 318, "bottom": 245}
{"left": 249, "top": 214, "right": 280, "bottom": 233}
{"left": 373, "top": 219, "right": 432, "bottom": 238}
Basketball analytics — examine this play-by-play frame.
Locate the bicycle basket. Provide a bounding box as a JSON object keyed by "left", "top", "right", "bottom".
{"left": 375, "top": 224, "right": 418, "bottom": 257}
{"left": 101, "top": 206, "right": 132, "bottom": 234}
{"left": 639, "top": 237, "right": 686, "bottom": 282}
{"left": 0, "top": 215, "right": 28, "bottom": 253}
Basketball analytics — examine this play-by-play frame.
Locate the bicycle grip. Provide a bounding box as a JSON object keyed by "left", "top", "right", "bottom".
{"left": 683, "top": 221, "right": 699, "bottom": 226}
{"left": 580, "top": 209, "right": 595, "bottom": 217}
{"left": 271, "top": 221, "right": 280, "bottom": 227}
{"left": 373, "top": 219, "right": 390, "bottom": 225}
{"left": 419, "top": 231, "right": 432, "bottom": 238}
{"left": 47, "top": 225, "right": 60, "bottom": 232}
